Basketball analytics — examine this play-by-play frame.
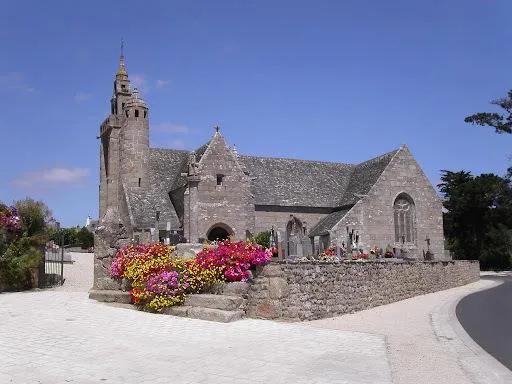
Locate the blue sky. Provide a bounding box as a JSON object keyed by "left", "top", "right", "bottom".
{"left": 0, "top": 0, "right": 510, "bottom": 227}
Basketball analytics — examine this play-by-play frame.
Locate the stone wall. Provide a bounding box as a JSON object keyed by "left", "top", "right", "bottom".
{"left": 246, "top": 260, "right": 480, "bottom": 321}
{"left": 91, "top": 211, "right": 131, "bottom": 291}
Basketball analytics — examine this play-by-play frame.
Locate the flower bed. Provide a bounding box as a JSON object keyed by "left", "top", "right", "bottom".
{"left": 110, "top": 240, "right": 272, "bottom": 312}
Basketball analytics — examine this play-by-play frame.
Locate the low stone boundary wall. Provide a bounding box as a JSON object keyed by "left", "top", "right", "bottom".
{"left": 247, "top": 260, "right": 480, "bottom": 321}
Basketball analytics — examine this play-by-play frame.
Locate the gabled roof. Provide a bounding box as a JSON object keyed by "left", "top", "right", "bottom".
{"left": 170, "top": 141, "right": 211, "bottom": 191}
{"left": 127, "top": 140, "right": 400, "bottom": 231}
{"left": 125, "top": 148, "right": 188, "bottom": 230}
{"left": 240, "top": 156, "right": 353, "bottom": 207}
{"left": 338, "top": 149, "right": 399, "bottom": 206}
{"left": 308, "top": 208, "right": 352, "bottom": 237}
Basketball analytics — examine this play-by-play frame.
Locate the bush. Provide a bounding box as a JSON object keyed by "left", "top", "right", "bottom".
{"left": 251, "top": 231, "right": 270, "bottom": 249}
{"left": 15, "top": 198, "right": 52, "bottom": 247}
{"left": 110, "top": 243, "right": 223, "bottom": 312}
{"left": 0, "top": 199, "right": 53, "bottom": 291}
{"left": 479, "top": 225, "right": 512, "bottom": 270}
{"left": 49, "top": 226, "right": 94, "bottom": 249}
{"left": 195, "top": 240, "right": 272, "bottom": 281}
{"left": 0, "top": 236, "right": 41, "bottom": 290}
{"left": 110, "top": 240, "right": 272, "bottom": 312}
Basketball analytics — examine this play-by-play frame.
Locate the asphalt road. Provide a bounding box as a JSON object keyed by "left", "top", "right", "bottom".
{"left": 456, "top": 274, "right": 512, "bottom": 371}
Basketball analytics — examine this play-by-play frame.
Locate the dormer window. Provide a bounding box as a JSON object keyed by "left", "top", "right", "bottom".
{"left": 216, "top": 174, "right": 224, "bottom": 186}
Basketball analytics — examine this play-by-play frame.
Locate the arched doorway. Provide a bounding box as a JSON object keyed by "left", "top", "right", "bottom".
{"left": 207, "top": 223, "right": 233, "bottom": 241}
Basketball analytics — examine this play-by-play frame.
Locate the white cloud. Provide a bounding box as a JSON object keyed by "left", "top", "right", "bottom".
{"left": 74, "top": 91, "right": 91, "bottom": 102}
{"left": 12, "top": 167, "right": 89, "bottom": 189}
{"left": 152, "top": 122, "right": 191, "bottom": 134}
{"left": 155, "top": 79, "right": 170, "bottom": 89}
{"left": 0, "top": 72, "right": 35, "bottom": 93}
{"left": 170, "top": 139, "right": 186, "bottom": 149}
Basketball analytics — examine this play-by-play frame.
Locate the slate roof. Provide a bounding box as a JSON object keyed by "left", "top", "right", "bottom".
{"left": 308, "top": 208, "right": 352, "bottom": 237}
{"left": 170, "top": 141, "right": 211, "bottom": 191}
{"left": 125, "top": 148, "right": 188, "bottom": 230}
{"left": 239, "top": 156, "right": 353, "bottom": 207}
{"left": 125, "top": 142, "right": 400, "bottom": 233}
{"left": 338, "top": 149, "right": 399, "bottom": 206}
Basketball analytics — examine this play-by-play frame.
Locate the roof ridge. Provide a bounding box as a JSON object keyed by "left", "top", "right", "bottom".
{"left": 355, "top": 148, "right": 400, "bottom": 166}
{"left": 151, "top": 147, "right": 189, "bottom": 153}
{"left": 240, "top": 154, "right": 354, "bottom": 167}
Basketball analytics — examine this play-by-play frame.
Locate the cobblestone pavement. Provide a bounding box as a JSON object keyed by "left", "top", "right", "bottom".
{"left": 0, "top": 253, "right": 392, "bottom": 384}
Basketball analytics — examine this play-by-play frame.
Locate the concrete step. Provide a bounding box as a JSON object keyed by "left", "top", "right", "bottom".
{"left": 163, "top": 305, "right": 243, "bottom": 323}
{"left": 89, "top": 289, "right": 131, "bottom": 304}
{"left": 185, "top": 293, "right": 245, "bottom": 311}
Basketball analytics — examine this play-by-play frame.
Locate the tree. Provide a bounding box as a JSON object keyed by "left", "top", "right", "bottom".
{"left": 76, "top": 227, "right": 94, "bottom": 249}
{"left": 0, "top": 198, "right": 54, "bottom": 290}
{"left": 439, "top": 170, "right": 512, "bottom": 270}
{"left": 14, "top": 198, "right": 53, "bottom": 247}
{"left": 464, "top": 90, "right": 512, "bottom": 134}
{"left": 49, "top": 226, "right": 93, "bottom": 249}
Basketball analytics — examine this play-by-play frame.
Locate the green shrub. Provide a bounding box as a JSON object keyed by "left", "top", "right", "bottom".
{"left": 0, "top": 236, "right": 41, "bottom": 290}
{"left": 251, "top": 231, "right": 270, "bottom": 249}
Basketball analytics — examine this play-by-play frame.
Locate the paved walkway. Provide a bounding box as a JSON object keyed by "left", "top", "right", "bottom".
{"left": 0, "top": 253, "right": 391, "bottom": 384}
{"left": 0, "top": 254, "right": 510, "bottom": 383}
{"left": 308, "top": 277, "right": 512, "bottom": 384}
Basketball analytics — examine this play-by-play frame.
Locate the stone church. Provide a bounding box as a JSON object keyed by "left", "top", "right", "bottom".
{"left": 98, "top": 53, "right": 445, "bottom": 259}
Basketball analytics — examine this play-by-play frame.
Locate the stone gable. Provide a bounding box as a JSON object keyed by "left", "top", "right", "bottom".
{"left": 329, "top": 145, "right": 444, "bottom": 258}
{"left": 184, "top": 132, "right": 255, "bottom": 241}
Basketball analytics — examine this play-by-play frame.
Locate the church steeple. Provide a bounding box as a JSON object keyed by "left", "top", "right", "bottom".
{"left": 110, "top": 41, "right": 131, "bottom": 116}
{"left": 116, "top": 40, "right": 128, "bottom": 80}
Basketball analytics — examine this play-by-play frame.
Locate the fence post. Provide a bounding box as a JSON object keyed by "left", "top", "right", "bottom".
{"left": 38, "top": 247, "right": 45, "bottom": 288}
{"left": 60, "top": 233, "right": 64, "bottom": 285}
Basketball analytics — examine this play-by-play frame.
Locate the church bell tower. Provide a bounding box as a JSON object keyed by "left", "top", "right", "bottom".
{"left": 99, "top": 42, "right": 149, "bottom": 222}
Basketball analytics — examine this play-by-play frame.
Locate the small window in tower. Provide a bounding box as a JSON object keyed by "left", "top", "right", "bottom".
{"left": 216, "top": 174, "right": 224, "bottom": 186}
{"left": 125, "top": 110, "right": 129, "bottom": 118}
{"left": 122, "top": 102, "right": 125, "bottom": 109}
{"left": 138, "top": 178, "right": 141, "bottom": 187}
{"left": 135, "top": 109, "right": 139, "bottom": 118}
{"left": 121, "top": 84, "right": 126, "bottom": 90}
{"left": 143, "top": 110, "right": 147, "bottom": 118}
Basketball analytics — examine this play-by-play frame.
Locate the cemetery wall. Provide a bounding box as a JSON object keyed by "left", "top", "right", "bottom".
{"left": 246, "top": 260, "right": 480, "bottom": 321}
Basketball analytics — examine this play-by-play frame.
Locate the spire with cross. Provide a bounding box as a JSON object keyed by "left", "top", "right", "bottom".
{"left": 116, "top": 39, "right": 128, "bottom": 79}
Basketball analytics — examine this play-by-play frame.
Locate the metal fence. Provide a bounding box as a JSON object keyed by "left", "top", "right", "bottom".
{"left": 38, "top": 247, "right": 64, "bottom": 288}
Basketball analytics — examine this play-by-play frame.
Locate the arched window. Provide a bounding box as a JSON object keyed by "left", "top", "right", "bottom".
{"left": 393, "top": 193, "right": 416, "bottom": 244}
{"left": 286, "top": 216, "right": 304, "bottom": 257}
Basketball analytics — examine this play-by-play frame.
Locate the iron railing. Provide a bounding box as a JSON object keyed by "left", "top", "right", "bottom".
{"left": 38, "top": 246, "right": 64, "bottom": 288}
